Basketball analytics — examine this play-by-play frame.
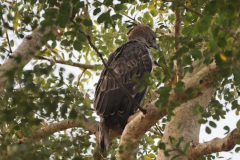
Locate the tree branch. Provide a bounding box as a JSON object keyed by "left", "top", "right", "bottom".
{"left": 174, "top": 4, "right": 182, "bottom": 47}
{"left": 174, "top": 2, "right": 183, "bottom": 79}
{"left": 116, "top": 103, "right": 166, "bottom": 159}
{"left": 18, "top": 119, "right": 99, "bottom": 143}
{"left": 157, "top": 87, "right": 216, "bottom": 159}
{"left": 34, "top": 55, "right": 99, "bottom": 70}
{"left": 0, "top": 26, "right": 53, "bottom": 93}
{"left": 20, "top": 60, "right": 217, "bottom": 158}
{"left": 169, "top": 62, "right": 217, "bottom": 103}
{"left": 190, "top": 128, "right": 240, "bottom": 158}
{"left": 116, "top": 61, "right": 217, "bottom": 159}
{"left": 117, "top": 59, "right": 240, "bottom": 159}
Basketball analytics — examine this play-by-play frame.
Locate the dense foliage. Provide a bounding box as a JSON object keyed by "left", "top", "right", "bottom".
{"left": 0, "top": 0, "right": 240, "bottom": 159}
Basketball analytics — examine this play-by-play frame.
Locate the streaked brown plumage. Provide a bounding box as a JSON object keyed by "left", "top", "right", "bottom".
{"left": 94, "top": 23, "right": 158, "bottom": 153}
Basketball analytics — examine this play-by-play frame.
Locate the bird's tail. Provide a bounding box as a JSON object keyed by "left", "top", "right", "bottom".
{"left": 99, "top": 118, "right": 110, "bottom": 153}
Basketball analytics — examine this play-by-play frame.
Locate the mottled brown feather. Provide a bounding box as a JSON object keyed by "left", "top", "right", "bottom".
{"left": 94, "top": 23, "right": 158, "bottom": 153}
{"left": 94, "top": 40, "right": 152, "bottom": 118}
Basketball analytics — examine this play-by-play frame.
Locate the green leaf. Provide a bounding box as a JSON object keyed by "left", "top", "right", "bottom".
{"left": 97, "top": 11, "right": 110, "bottom": 24}
{"left": 59, "top": 2, "right": 71, "bottom": 14}
{"left": 103, "top": 0, "right": 113, "bottom": 6}
{"left": 211, "top": 25, "right": 219, "bottom": 38}
{"left": 223, "top": 126, "right": 230, "bottom": 134}
{"left": 75, "top": 1, "right": 84, "bottom": 8}
{"left": 197, "top": 16, "right": 211, "bottom": 34}
{"left": 157, "top": 86, "right": 171, "bottom": 106}
{"left": 140, "top": 0, "right": 150, "bottom": 2}
{"left": 44, "top": 8, "right": 58, "bottom": 19}
{"left": 198, "top": 119, "right": 207, "bottom": 124}
{"left": 69, "top": 108, "right": 77, "bottom": 119}
{"left": 114, "top": 4, "right": 124, "bottom": 11}
{"left": 58, "top": 14, "right": 70, "bottom": 28}
{"left": 209, "top": 38, "right": 218, "bottom": 52}
{"left": 93, "top": 8, "right": 101, "bottom": 15}
{"left": 30, "top": 0, "right": 37, "bottom": 5}
{"left": 52, "top": 41, "right": 57, "bottom": 48}
{"left": 235, "top": 147, "right": 240, "bottom": 153}
{"left": 182, "top": 55, "right": 192, "bottom": 65}
{"left": 40, "top": 19, "right": 54, "bottom": 27}
{"left": 158, "top": 142, "right": 165, "bottom": 150}
{"left": 10, "top": 40, "right": 14, "bottom": 47}
{"left": 209, "top": 121, "right": 217, "bottom": 128}
{"left": 60, "top": 104, "right": 68, "bottom": 118}
{"left": 112, "top": 14, "right": 122, "bottom": 20}
{"left": 190, "top": 49, "right": 202, "bottom": 60}
{"left": 205, "top": 126, "right": 211, "bottom": 134}
{"left": 143, "top": 12, "right": 151, "bottom": 20}
{"left": 22, "top": 14, "right": 31, "bottom": 24}
{"left": 77, "top": 32, "right": 87, "bottom": 42}
{"left": 75, "top": 17, "right": 82, "bottom": 23}
{"left": 187, "top": 41, "right": 195, "bottom": 48}
{"left": 83, "top": 19, "right": 93, "bottom": 26}
{"left": 218, "top": 37, "right": 227, "bottom": 48}
{"left": 237, "top": 120, "right": 240, "bottom": 130}
{"left": 61, "top": 39, "right": 71, "bottom": 46}
{"left": 204, "top": 0, "right": 217, "bottom": 15}
{"left": 231, "top": 100, "right": 239, "bottom": 110}
{"left": 73, "top": 41, "right": 83, "bottom": 51}
{"left": 178, "top": 46, "right": 189, "bottom": 54}
{"left": 174, "top": 81, "right": 184, "bottom": 93}
{"left": 233, "top": 71, "right": 240, "bottom": 85}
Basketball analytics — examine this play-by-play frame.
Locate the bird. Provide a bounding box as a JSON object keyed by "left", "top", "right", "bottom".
{"left": 94, "top": 23, "right": 158, "bottom": 153}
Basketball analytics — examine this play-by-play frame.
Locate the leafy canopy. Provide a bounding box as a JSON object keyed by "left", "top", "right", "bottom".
{"left": 0, "top": 0, "right": 240, "bottom": 159}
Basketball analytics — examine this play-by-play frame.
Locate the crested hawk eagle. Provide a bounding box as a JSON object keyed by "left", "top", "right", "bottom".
{"left": 94, "top": 23, "right": 158, "bottom": 153}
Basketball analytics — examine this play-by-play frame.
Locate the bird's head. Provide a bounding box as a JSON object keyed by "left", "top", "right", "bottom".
{"left": 127, "top": 23, "right": 159, "bottom": 50}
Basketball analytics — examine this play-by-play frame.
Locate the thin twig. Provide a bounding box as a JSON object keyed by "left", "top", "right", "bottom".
{"left": 122, "top": 14, "right": 136, "bottom": 22}
{"left": 5, "top": 31, "right": 13, "bottom": 54}
{"left": 1, "top": 17, "right": 13, "bottom": 55}
{"left": 178, "top": 1, "right": 203, "bottom": 17}
{"left": 45, "top": 44, "right": 65, "bottom": 61}
{"left": 163, "top": 0, "right": 203, "bottom": 17}
{"left": 109, "top": 5, "right": 137, "bottom": 22}
{"left": 70, "top": 19, "right": 147, "bottom": 114}
{"left": 76, "top": 69, "right": 86, "bottom": 89}
{"left": 149, "top": 128, "right": 163, "bottom": 137}
{"left": 154, "top": 124, "right": 163, "bottom": 137}
{"left": 34, "top": 55, "right": 98, "bottom": 69}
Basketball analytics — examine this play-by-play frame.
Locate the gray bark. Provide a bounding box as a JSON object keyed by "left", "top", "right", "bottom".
{"left": 0, "top": 26, "right": 52, "bottom": 93}
{"left": 157, "top": 88, "right": 216, "bottom": 160}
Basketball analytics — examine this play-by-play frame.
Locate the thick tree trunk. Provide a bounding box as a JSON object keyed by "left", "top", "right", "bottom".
{"left": 157, "top": 88, "right": 216, "bottom": 159}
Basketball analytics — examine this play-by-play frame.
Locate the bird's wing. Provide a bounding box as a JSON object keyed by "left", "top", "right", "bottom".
{"left": 94, "top": 40, "right": 152, "bottom": 116}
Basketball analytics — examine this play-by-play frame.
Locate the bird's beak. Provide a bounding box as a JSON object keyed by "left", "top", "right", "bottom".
{"left": 150, "top": 42, "right": 159, "bottom": 50}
